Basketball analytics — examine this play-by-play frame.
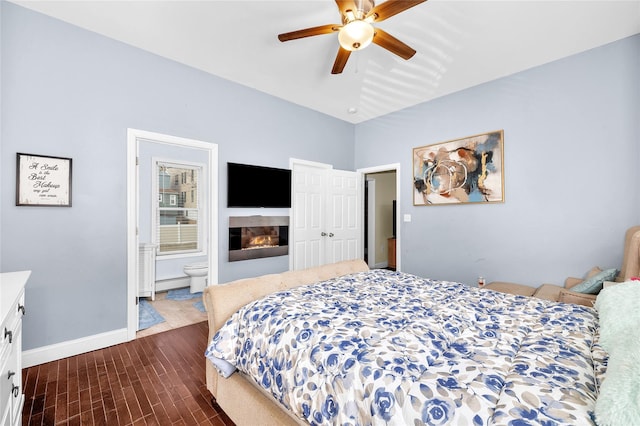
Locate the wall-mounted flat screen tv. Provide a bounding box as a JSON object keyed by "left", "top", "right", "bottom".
{"left": 227, "top": 162, "right": 292, "bottom": 208}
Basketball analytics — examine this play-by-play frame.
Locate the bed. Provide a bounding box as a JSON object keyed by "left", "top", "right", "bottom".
{"left": 203, "top": 259, "right": 639, "bottom": 426}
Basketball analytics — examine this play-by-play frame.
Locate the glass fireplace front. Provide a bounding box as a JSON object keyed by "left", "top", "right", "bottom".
{"left": 229, "top": 216, "right": 289, "bottom": 261}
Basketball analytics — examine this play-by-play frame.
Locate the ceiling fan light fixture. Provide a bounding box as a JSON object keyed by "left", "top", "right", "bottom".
{"left": 338, "top": 20, "right": 374, "bottom": 51}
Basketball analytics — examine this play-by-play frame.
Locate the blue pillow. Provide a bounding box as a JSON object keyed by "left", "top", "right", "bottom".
{"left": 571, "top": 268, "right": 619, "bottom": 294}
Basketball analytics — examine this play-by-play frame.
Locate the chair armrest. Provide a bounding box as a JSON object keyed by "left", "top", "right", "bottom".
{"left": 483, "top": 281, "right": 537, "bottom": 297}
{"left": 557, "top": 289, "right": 597, "bottom": 307}
{"left": 564, "top": 277, "right": 584, "bottom": 289}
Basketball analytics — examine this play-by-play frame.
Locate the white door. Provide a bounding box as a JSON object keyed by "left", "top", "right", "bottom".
{"left": 291, "top": 162, "right": 361, "bottom": 269}
{"left": 292, "top": 163, "right": 326, "bottom": 270}
{"left": 325, "top": 169, "right": 361, "bottom": 263}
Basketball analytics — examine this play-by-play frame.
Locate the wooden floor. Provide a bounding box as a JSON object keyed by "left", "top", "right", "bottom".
{"left": 22, "top": 322, "right": 235, "bottom": 426}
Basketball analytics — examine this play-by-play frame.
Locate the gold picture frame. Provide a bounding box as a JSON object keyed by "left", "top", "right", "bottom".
{"left": 412, "top": 130, "right": 504, "bottom": 206}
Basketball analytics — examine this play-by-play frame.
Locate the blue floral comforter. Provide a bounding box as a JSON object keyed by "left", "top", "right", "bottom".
{"left": 205, "top": 269, "right": 606, "bottom": 425}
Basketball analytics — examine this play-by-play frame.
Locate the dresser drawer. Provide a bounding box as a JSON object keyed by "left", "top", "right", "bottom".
{"left": 0, "top": 289, "right": 23, "bottom": 386}
{"left": 0, "top": 292, "right": 23, "bottom": 369}
{"left": 0, "top": 327, "right": 17, "bottom": 425}
{"left": 0, "top": 271, "right": 29, "bottom": 426}
{"left": 0, "top": 331, "right": 9, "bottom": 367}
{"left": 2, "top": 290, "right": 25, "bottom": 344}
{"left": 0, "top": 344, "right": 11, "bottom": 426}
{"left": 1, "top": 321, "right": 22, "bottom": 426}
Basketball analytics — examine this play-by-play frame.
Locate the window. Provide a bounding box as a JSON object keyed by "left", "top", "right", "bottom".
{"left": 155, "top": 161, "right": 204, "bottom": 256}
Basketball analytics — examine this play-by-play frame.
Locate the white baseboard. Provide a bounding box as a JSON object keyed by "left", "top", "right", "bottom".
{"left": 22, "top": 328, "right": 128, "bottom": 368}
{"left": 155, "top": 277, "right": 190, "bottom": 293}
{"left": 23, "top": 277, "right": 190, "bottom": 368}
{"left": 374, "top": 262, "right": 389, "bottom": 269}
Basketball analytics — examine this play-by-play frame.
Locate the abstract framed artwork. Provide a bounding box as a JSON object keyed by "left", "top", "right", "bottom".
{"left": 412, "top": 130, "right": 504, "bottom": 206}
{"left": 16, "top": 152, "right": 73, "bottom": 206}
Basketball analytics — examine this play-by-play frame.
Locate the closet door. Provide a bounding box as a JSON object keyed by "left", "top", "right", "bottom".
{"left": 324, "top": 169, "right": 361, "bottom": 264}
{"left": 291, "top": 163, "right": 362, "bottom": 270}
{"left": 292, "top": 164, "right": 326, "bottom": 270}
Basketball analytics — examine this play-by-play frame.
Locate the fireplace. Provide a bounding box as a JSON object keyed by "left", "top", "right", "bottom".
{"left": 229, "top": 216, "right": 289, "bottom": 261}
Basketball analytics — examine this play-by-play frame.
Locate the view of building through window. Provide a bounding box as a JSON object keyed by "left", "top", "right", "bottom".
{"left": 156, "top": 162, "right": 202, "bottom": 254}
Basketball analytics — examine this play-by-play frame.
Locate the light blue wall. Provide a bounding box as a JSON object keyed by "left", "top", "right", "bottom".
{"left": 0, "top": 3, "right": 354, "bottom": 350}
{"left": 356, "top": 34, "right": 640, "bottom": 287}
{"left": 0, "top": 3, "right": 3, "bottom": 257}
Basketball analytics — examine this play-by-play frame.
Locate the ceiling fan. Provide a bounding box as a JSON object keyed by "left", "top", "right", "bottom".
{"left": 278, "top": 0, "right": 427, "bottom": 74}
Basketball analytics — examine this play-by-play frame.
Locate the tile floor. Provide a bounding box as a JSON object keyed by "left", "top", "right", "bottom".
{"left": 136, "top": 290, "right": 207, "bottom": 338}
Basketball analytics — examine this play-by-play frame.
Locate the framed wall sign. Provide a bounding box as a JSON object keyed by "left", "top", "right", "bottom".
{"left": 412, "top": 130, "right": 504, "bottom": 206}
{"left": 16, "top": 153, "right": 72, "bottom": 207}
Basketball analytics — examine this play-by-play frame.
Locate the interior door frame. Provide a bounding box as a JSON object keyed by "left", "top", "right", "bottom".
{"left": 126, "top": 129, "right": 218, "bottom": 340}
{"left": 358, "top": 163, "right": 401, "bottom": 271}
{"left": 366, "top": 178, "right": 376, "bottom": 268}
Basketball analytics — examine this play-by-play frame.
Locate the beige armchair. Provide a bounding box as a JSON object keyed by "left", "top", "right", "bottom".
{"left": 484, "top": 225, "right": 640, "bottom": 307}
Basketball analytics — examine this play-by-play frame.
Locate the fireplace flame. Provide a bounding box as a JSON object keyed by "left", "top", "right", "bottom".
{"left": 245, "top": 235, "right": 278, "bottom": 250}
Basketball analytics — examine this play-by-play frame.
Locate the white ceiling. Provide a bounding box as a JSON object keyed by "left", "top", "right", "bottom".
{"left": 12, "top": 0, "right": 640, "bottom": 123}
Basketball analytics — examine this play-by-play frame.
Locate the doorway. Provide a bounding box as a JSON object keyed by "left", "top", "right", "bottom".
{"left": 126, "top": 129, "right": 218, "bottom": 340}
{"left": 359, "top": 164, "right": 400, "bottom": 271}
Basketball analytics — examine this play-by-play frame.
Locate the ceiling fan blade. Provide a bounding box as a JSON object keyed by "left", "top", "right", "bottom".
{"left": 331, "top": 47, "right": 352, "bottom": 74}
{"left": 368, "top": 0, "right": 427, "bottom": 22}
{"left": 278, "top": 24, "right": 339, "bottom": 42}
{"left": 372, "top": 28, "right": 416, "bottom": 60}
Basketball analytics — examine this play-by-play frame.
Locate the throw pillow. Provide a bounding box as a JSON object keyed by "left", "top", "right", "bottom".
{"left": 585, "top": 266, "right": 603, "bottom": 279}
{"left": 570, "top": 268, "right": 618, "bottom": 294}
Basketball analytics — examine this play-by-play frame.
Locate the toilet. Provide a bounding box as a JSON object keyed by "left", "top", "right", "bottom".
{"left": 183, "top": 262, "right": 208, "bottom": 293}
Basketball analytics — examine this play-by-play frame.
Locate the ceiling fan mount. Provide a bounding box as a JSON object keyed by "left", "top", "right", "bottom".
{"left": 278, "top": 0, "right": 427, "bottom": 74}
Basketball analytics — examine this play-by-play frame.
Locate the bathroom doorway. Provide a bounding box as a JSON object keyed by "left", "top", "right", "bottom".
{"left": 126, "top": 129, "right": 218, "bottom": 340}
{"left": 358, "top": 164, "right": 400, "bottom": 271}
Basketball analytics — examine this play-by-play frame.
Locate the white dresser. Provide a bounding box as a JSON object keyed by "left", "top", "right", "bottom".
{"left": 0, "top": 271, "right": 29, "bottom": 426}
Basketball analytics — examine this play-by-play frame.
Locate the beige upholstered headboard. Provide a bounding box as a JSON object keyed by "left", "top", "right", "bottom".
{"left": 620, "top": 225, "right": 640, "bottom": 281}
{"left": 202, "top": 259, "right": 369, "bottom": 397}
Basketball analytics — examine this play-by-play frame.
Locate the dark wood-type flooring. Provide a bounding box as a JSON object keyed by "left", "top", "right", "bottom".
{"left": 22, "top": 321, "right": 235, "bottom": 426}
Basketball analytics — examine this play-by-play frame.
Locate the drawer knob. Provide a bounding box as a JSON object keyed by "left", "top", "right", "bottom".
{"left": 4, "top": 328, "right": 12, "bottom": 344}
{"left": 18, "top": 304, "right": 25, "bottom": 316}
